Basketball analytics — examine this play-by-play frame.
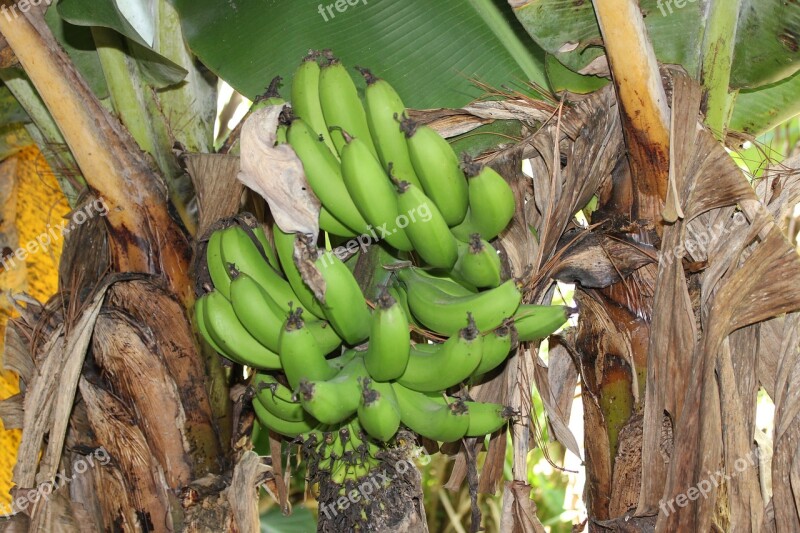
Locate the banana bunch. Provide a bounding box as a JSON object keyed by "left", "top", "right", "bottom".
{"left": 196, "top": 53, "right": 575, "bottom": 476}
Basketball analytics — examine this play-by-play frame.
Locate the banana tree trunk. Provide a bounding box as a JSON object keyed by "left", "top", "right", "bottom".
{"left": 0, "top": 8, "right": 248, "bottom": 532}
{"left": 579, "top": 0, "right": 669, "bottom": 526}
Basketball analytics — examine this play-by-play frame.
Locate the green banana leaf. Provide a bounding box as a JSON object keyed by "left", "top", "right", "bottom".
{"left": 544, "top": 54, "right": 608, "bottom": 94}
{"left": 0, "top": 85, "right": 30, "bottom": 126}
{"left": 511, "top": 0, "right": 704, "bottom": 79}
{"left": 511, "top": 0, "right": 800, "bottom": 136}
{"left": 731, "top": 0, "right": 800, "bottom": 89}
{"left": 729, "top": 69, "right": 800, "bottom": 136}
{"left": 46, "top": 6, "right": 109, "bottom": 99}
{"left": 510, "top": 0, "right": 800, "bottom": 91}
{"left": 168, "top": 0, "right": 550, "bottom": 109}
{"left": 57, "top": 0, "right": 187, "bottom": 87}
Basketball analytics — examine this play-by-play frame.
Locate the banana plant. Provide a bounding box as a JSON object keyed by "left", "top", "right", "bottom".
{"left": 0, "top": 0, "right": 799, "bottom": 532}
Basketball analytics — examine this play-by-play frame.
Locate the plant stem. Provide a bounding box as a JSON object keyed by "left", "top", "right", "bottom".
{"left": 701, "top": 0, "right": 743, "bottom": 140}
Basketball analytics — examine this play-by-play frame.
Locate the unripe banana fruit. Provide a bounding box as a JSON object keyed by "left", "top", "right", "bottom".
{"left": 319, "top": 58, "right": 377, "bottom": 157}
{"left": 401, "top": 115, "right": 468, "bottom": 226}
{"left": 471, "top": 323, "right": 513, "bottom": 377}
{"left": 279, "top": 309, "right": 338, "bottom": 389}
{"left": 398, "top": 268, "right": 522, "bottom": 335}
{"left": 358, "top": 67, "right": 422, "bottom": 190}
{"left": 392, "top": 383, "right": 470, "bottom": 442}
{"left": 513, "top": 304, "right": 571, "bottom": 342}
{"left": 291, "top": 53, "right": 338, "bottom": 157}
{"left": 364, "top": 289, "right": 410, "bottom": 381}
{"left": 357, "top": 379, "right": 401, "bottom": 442}
{"left": 311, "top": 246, "right": 371, "bottom": 345}
{"left": 396, "top": 315, "right": 483, "bottom": 392}
{"left": 451, "top": 234, "right": 503, "bottom": 288}
{"left": 252, "top": 373, "right": 305, "bottom": 422}
{"left": 220, "top": 226, "right": 300, "bottom": 315}
{"left": 230, "top": 272, "right": 343, "bottom": 354}
{"left": 201, "top": 291, "right": 282, "bottom": 369}
{"left": 464, "top": 401, "right": 515, "bottom": 436}
{"left": 206, "top": 229, "right": 231, "bottom": 298}
{"left": 340, "top": 132, "right": 414, "bottom": 252}
{"left": 287, "top": 118, "right": 369, "bottom": 236}
{"left": 394, "top": 178, "right": 458, "bottom": 269}
{"left": 451, "top": 157, "right": 516, "bottom": 241}
{"left": 298, "top": 354, "right": 368, "bottom": 424}
{"left": 252, "top": 396, "right": 318, "bottom": 438}
{"left": 272, "top": 226, "right": 327, "bottom": 319}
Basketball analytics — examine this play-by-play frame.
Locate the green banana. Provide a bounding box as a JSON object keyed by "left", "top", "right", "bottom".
{"left": 392, "top": 383, "right": 470, "bottom": 442}
{"left": 400, "top": 115, "right": 468, "bottom": 226}
{"left": 287, "top": 118, "right": 369, "bottom": 235}
{"left": 275, "top": 124, "right": 288, "bottom": 145}
{"left": 313, "top": 247, "right": 371, "bottom": 345}
{"left": 320, "top": 208, "right": 357, "bottom": 237}
{"left": 396, "top": 316, "right": 483, "bottom": 392}
{"left": 319, "top": 58, "right": 377, "bottom": 156}
{"left": 451, "top": 235, "right": 503, "bottom": 288}
{"left": 252, "top": 225, "right": 281, "bottom": 271}
{"left": 358, "top": 67, "right": 422, "bottom": 190}
{"left": 358, "top": 379, "right": 401, "bottom": 442}
{"left": 340, "top": 133, "right": 414, "bottom": 252}
{"left": 464, "top": 401, "right": 514, "bottom": 437}
{"left": 290, "top": 53, "right": 338, "bottom": 157}
{"left": 398, "top": 269, "right": 522, "bottom": 335}
{"left": 298, "top": 354, "right": 368, "bottom": 424}
{"left": 394, "top": 178, "right": 458, "bottom": 269}
{"left": 279, "top": 309, "right": 338, "bottom": 389}
{"left": 427, "top": 394, "right": 513, "bottom": 437}
{"left": 206, "top": 229, "right": 231, "bottom": 298}
{"left": 220, "top": 225, "right": 302, "bottom": 315}
{"left": 396, "top": 267, "right": 476, "bottom": 298}
{"left": 364, "top": 289, "right": 410, "bottom": 381}
{"left": 471, "top": 323, "right": 513, "bottom": 377}
{"left": 194, "top": 293, "right": 233, "bottom": 358}
{"left": 451, "top": 159, "right": 516, "bottom": 241}
{"left": 229, "top": 272, "right": 285, "bottom": 352}
{"left": 252, "top": 396, "right": 318, "bottom": 438}
{"left": 272, "top": 226, "right": 327, "bottom": 319}
{"left": 230, "top": 272, "right": 342, "bottom": 354}
{"left": 251, "top": 420, "right": 271, "bottom": 455}
{"left": 387, "top": 283, "right": 419, "bottom": 328}
{"left": 513, "top": 304, "right": 571, "bottom": 342}
{"left": 252, "top": 373, "right": 305, "bottom": 422}
{"left": 202, "top": 291, "right": 282, "bottom": 369}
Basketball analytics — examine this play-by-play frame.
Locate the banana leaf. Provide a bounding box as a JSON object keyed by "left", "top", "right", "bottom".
{"left": 168, "top": 0, "right": 550, "bottom": 109}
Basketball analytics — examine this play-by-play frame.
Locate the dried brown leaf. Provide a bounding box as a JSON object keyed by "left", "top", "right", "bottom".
{"left": 237, "top": 106, "right": 320, "bottom": 235}
{"left": 13, "top": 277, "right": 112, "bottom": 488}
{"left": 227, "top": 451, "right": 270, "bottom": 533}
{"left": 499, "top": 481, "right": 547, "bottom": 533}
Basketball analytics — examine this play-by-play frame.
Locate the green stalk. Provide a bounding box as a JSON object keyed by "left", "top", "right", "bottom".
{"left": 466, "top": 0, "right": 549, "bottom": 90}
{"left": 701, "top": 0, "right": 743, "bottom": 139}
{"left": 91, "top": 26, "right": 195, "bottom": 234}
{"left": 91, "top": 27, "right": 158, "bottom": 158}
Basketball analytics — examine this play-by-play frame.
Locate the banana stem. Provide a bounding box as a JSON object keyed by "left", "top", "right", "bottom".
{"left": 590, "top": 0, "right": 671, "bottom": 221}
{"left": 700, "top": 0, "right": 743, "bottom": 140}
{"left": 0, "top": 11, "right": 193, "bottom": 304}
